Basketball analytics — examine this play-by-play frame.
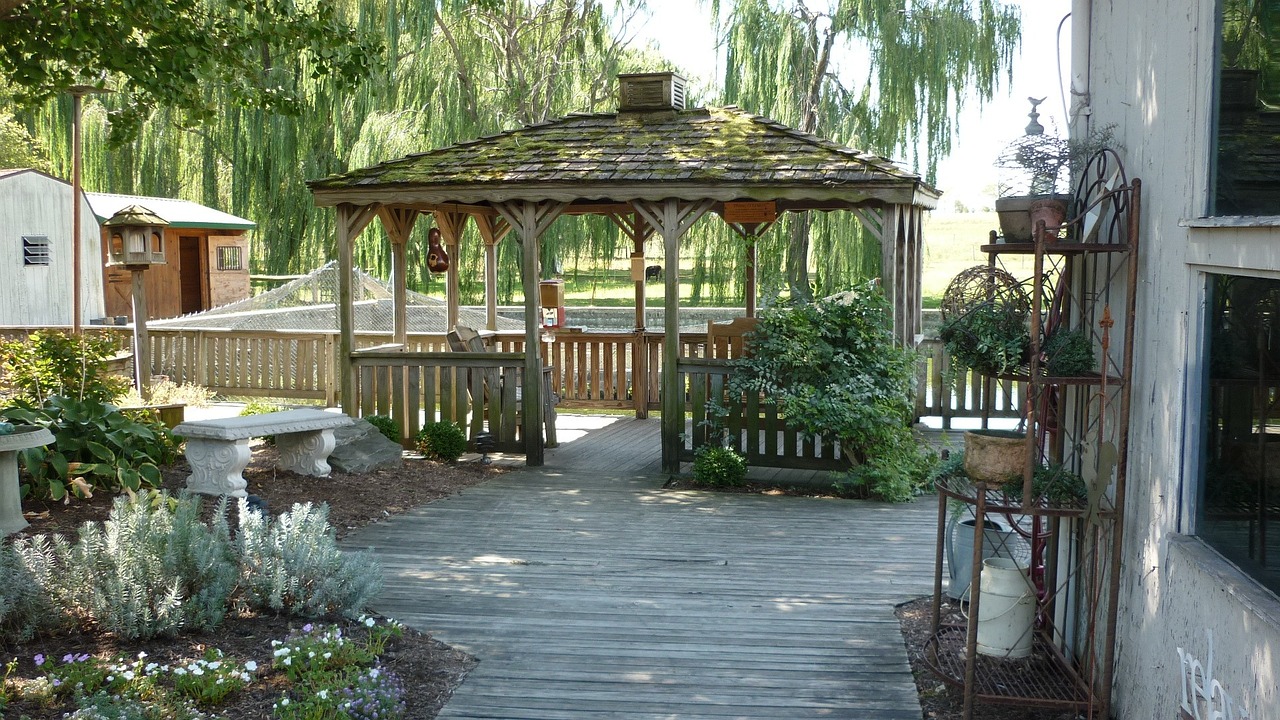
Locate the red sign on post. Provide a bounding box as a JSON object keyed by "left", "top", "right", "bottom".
{"left": 723, "top": 201, "right": 777, "bottom": 224}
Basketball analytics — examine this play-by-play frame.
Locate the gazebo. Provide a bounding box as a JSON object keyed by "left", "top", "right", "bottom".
{"left": 308, "top": 72, "right": 938, "bottom": 472}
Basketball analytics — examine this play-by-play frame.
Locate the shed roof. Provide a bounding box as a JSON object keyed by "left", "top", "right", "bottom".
{"left": 310, "top": 106, "right": 938, "bottom": 209}
{"left": 87, "top": 192, "right": 255, "bottom": 230}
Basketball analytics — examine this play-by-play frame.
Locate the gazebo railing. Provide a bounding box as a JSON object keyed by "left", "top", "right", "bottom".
{"left": 677, "top": 357, "right": 851, "bottom": 471}
{"left": 351, "top": 349, "right": 529, "bottom": 452}
{"left": 1, "top": 326, "right": 1021, "bottom": 429}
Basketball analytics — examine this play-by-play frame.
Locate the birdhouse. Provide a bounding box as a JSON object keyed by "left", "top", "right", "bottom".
{"left": 104, "top": 205, "right": 168, "bottom": 267}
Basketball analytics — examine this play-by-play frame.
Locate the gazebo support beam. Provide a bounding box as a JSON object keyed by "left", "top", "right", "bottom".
{"left": 475, "top": 215, "right": 511, "bottom": 331}
{"left": 435, "top": 211, "right": 470, "bottom": 332}
{"left": 336, "top": 203, "right": 379, "bottom": 415}
{"left": 377, "top": 206, "right": 419, "bottom": 347}
{"left": 494, "top": 200, "right": 566, "bottom": 465}
{"left": 725, "top": 221, "right": 776, "bottom": 317}
{"left": 634, "top": 198, "right": 713, "bottom": 475}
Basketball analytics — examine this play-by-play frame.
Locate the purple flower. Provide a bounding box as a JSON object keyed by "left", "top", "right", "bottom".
{"left": 302, "top": 623, "right": 314, "bottom": 633}
{"left": 33, "top": 653, "right": 45, "bottom": 666}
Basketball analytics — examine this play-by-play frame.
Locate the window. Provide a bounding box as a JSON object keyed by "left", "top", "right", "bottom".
{"left": 22, "top": 235, "right": 50, "bottom": 265}
{"left": 216, "top": 245, "right": 242, "bottom": 271}
{"left": 1212, "top": 1, "right": 1280, "bottom": 215}
{"left": 1199, "top": 273, "right": 1280, "bottom": 595}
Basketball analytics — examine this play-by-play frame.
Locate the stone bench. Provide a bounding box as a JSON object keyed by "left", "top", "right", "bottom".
{"left": 174, "top": 409, "right": 353, "bottom": 497}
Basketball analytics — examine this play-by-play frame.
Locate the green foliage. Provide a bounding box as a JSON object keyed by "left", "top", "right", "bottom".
{"left": 1043, "top": 329, "right": 1096, "bottom": 377}
{"left": 14, "top": 493, "right": 238, "bottom": 640}
{"left": 692, "top": 445, "right": 748, "bottom": 487}
{"left": 270, "top": 618, "right": 405, "bottom": 719}
{"left": 2, "top": 397, "right": 176, "bottom": 502}
{"left": 414, "top": 421, "right": 468, "bottom": 462}
{"left": 1004, "top": 464, "right": 1089, "bottom": 505}
{"left": 115, "top": 380, "right": 215, "bottom": 409}
{"left": 938, "top": 303, "right": 1031, "bottom": 377}
{"left": 727, "top": 284, "right": 932, "bottom": 501}
{"left": 235, "top": 501, "right": 383, "bottom": 618}
{"left": 0, "top": 330, "right": 129, "bottom": 406}
{"left": 0, "top": 544, "right": 61, "bottom": 642}
{"left": 365, "top": 415, "right": 401, "bottom": 444}
{"left": 170, "top": 650, "right": 252, "bottom": 706}
{"left": 0, "top": 0, "right": 383, "bottom": 145}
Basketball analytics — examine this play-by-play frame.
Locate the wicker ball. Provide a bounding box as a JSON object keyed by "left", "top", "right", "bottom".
{"left": 940, "top": 266, "right": 1032, "bottom": 322}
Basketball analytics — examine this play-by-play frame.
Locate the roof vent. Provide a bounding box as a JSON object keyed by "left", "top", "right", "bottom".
{"left": 618, "top": 72, "right": 686, "bottom": 112}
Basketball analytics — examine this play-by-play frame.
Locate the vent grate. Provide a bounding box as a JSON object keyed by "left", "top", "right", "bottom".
{"left": 22, "top": 235, "right": 50, "bottom": 266}
{"left": 618, "top": 72, "right": 687, "bottom": 112}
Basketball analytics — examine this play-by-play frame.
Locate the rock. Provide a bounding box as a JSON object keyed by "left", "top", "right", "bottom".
{"left": 328, "top": 419, "right": 404, "bottom": 474}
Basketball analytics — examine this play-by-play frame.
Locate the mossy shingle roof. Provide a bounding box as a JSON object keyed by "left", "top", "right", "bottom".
{"left": 310, "top": 107, "right": 937, "bottom": 208}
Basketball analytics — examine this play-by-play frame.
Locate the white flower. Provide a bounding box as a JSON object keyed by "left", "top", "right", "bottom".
{"left": 208, "top": 661, "right": 221, "bottom": 669}
{"left": 280, "top": 698, "right": 290, "bottom": 707}
{"left": 136, "top": 651, "right": 148, "bottom": 659}
{"left": 191, "top": 667, "right": 204, "bottom": 676}
{"left": 273, "top": 648, "right": 289, "bottom": 657}
{"left": 317, "top": 689, "right": 328, "bottom": 700}
{"left": 364, "top": 617, "right": 375, "bottom": 627}
{"left": 370, "top": 668, "right": 380, "bottom": 679}
{"left": 244, "top": 661, "right": 258, "bottom": 672}
{"left": 283, "top": 657, "right": 291, "bottom": 666}
{"left": 308, "top": 651, "right": 316, "bottom": 658}
{"left": 322, "top": 652, "right": 331, "bottom": 659}
{"left": 123, "top": 670, "right": 135, "bottom": 681}
{"left": 174, "top": 668, "right": 188, "bottom": 676}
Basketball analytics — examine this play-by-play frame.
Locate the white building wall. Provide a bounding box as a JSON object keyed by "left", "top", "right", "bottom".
{"left": 0, "top": 171, "right": 105, "bottom": 326}
{"left": 1087, "top": 1, "right": 1280, "bottom": 718}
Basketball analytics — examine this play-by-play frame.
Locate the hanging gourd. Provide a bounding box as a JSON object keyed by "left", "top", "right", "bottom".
{"left": 426, "top": 227, "right": 450, "bottom": 273}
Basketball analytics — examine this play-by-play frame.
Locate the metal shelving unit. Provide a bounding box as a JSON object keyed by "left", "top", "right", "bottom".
{"left": 926, "top": 151, "right": 1141, "bottom": 720}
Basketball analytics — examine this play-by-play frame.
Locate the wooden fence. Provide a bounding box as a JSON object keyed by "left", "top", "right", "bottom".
{"left": 1, "top": 326, "right": 1019, "bottom": 426}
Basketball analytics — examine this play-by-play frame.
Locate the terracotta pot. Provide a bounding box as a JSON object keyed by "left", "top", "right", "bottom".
{"left": 995, "top": 194, "right": 1071, "bottom": 243}
{"left": 1029, "top": 198, "right": 1068, "bottom": 241}
{"left": 963, "top": 430, "right": 1028, "bottom": 485}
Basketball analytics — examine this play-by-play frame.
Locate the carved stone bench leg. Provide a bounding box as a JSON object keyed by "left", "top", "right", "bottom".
{"left": 184, "top": 438, "right": 251, "bottom": 497}
{"left": 276, "top": 429, "right": 337, "bottom": 477}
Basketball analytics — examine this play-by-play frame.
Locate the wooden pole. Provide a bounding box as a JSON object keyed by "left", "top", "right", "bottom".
{"left": 71, "top": 92, "right": 83, "bottom": 333}
{"left": 337, "top": 204, "right": 377, "bottom": 415}
{"left": 475, "top": 215, "right": 509, "bottom": 332}
{"left": 130, "top": 268, "right": 151, "bottom": 401}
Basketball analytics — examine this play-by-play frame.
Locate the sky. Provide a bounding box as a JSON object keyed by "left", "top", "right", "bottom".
{"left": 625, "top": 0, "right": 1073, "bottom": 212}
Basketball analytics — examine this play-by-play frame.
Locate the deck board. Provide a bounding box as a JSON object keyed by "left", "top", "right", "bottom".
{"left": 345, "top": 414, "right": 938, "bottom": 719}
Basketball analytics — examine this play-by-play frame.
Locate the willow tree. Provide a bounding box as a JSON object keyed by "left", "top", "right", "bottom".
{"left": 712, "top": 0, "right": 1020, "bottom": 296}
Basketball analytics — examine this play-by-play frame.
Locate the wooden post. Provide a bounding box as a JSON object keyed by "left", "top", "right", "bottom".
{"left": 435, "top": 212, "right": 468, "bottom": 332}
{"left": 494, "top": 201, "right": 565, "bottom": 466}
{"left": 336, "top": 204, "right": 378, "bottom": 416}
{"left": 130, "top": 268, "right": 151, "bottom": 401}
{"left": 475, "top": 215, "right": 510, "bottom": 332}
{"left": 634, "top": 199, "right": 713, "bottom": 474}
{"left": 377, "top": 206, "right": 419, "bottom": 348}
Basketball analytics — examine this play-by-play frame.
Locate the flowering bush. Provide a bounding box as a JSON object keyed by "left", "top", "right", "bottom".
{"left": 170, "top": 649, "right": 255, "bottom": 706}
{"left": 339, "top": 664, "right": 406, "bottom": 720}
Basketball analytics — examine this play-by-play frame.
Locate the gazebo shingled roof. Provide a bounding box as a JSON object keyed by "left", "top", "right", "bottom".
{"left": 308, "top": 75, "right": 935, "bottom": 469}
{"left": 309, "top": 106, "right": 938, "bottom": 207}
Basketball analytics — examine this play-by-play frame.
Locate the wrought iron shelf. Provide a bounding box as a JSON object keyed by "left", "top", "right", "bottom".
{"left": 934, "top": 475, "right": 1111, "bottom": 519}
{"left": 993, "top": 368, "right": 1128, "bottom": 386}
{"left": 981, "top": 241, "right": 1133, "bottom": 255}
{"left": 923, "top": 624, "right": 1094, "bottom": 712}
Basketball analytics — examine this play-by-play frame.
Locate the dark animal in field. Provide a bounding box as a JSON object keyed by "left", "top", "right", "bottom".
{"left": 645, "top": 264, "right": 662, "bottom": 281}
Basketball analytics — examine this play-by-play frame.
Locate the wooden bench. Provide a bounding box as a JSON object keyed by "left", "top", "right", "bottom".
{"left": 174, "top": 409, "right": 353, "bottom": 498}
{"left": 448, "top": 325, "right": 559, "bottom": 448}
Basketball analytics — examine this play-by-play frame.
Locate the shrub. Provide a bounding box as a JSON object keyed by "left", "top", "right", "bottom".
{"left": 726, "top": 283, "right": 933, "bottom": 502}
{"left": 365, "top": 414, "right": 401, "bottom": 444}
{"left": 414, "top": 421, "right": 467, "bottom": 461}
{"left": 2, "top": 396, "right": 177, "bottom": 501}
{"left": 0, "top": 330, "right": 129, "bottom": 406}
{"left": 235, "top": 500, "right": 383, "bottom": 617}
{"left": 1043, "top": 329, "right": 1096, "bottom": 377}
{"left": 115, "top": 380, "right": 215, "bottom": 408}
{"left": 692, "top": 445, "right": 747, "bottom": 487}
{"left": 14, "top": 492, "right": 238, "bottom": 640}
{"left": 0, "top": 544, "right": 61, "bottom": 641}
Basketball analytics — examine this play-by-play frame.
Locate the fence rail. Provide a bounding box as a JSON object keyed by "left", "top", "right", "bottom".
{"left": 1, "top": 326, "right": 1021, "bottom": 426}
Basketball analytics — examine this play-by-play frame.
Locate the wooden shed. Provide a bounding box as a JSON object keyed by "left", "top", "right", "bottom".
{"left": 87, "top": 193, "right": 255, "bottom": 321}
{"left": 0, "top": 168, "right": 106, "bottom": 326}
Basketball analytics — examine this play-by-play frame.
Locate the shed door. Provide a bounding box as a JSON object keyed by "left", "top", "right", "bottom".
{"left": 179, "top": 236, "right": 204, "bottom": 314}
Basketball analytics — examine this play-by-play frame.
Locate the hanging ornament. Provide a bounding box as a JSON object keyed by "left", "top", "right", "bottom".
{"left": 426, "top": 227, "right": 450, "bottom": 273}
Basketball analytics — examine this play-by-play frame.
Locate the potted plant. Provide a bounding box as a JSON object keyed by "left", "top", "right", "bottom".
{"left": 938, "top": 302, "right": 1031, "bottom": 378}
{"left": 995, "top": 122, "right": 1117, "bottom": 242}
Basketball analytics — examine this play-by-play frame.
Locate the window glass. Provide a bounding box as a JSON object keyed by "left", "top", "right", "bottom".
{"left": 1201, "top": 273, "right": 1280, "bottom": 596}
{"left": 1214, "top": 1, "right": 1280, "bottom": 215}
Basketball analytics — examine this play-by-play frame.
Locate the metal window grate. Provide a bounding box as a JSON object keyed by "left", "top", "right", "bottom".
{"left": 22, "top": 235, "right": 50, "bottom": 266}
{"left": 216, "top": 245, "right": 243, "bottom": 271}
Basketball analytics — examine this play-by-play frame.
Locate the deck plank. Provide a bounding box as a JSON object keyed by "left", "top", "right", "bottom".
{"left": 345, "top": 414, "right": 937, "bottom": 720}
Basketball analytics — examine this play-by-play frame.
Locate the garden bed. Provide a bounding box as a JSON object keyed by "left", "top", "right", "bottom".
{"left": 5, "top": 445, "right": 503, "bottom": 719}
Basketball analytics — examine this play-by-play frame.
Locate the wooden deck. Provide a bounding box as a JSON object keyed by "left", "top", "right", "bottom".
{"left": 346, "top": 414, "right": 939, "bottom": 719}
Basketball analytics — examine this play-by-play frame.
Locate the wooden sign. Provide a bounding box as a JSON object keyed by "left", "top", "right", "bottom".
{"left": 723, "top": 201, "right": 777, "bottom": 224}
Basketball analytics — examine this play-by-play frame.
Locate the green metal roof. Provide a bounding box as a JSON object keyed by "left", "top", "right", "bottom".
{"left": 309, "top": 106, "right": 938, "bottom": 208}
{"left": 87, "top": 192, "right": 255, "bottom": 230}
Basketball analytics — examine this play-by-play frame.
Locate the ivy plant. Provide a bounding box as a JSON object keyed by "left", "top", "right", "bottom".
{"left": 725, "top": 283, "right": 933, "bottom": 502}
